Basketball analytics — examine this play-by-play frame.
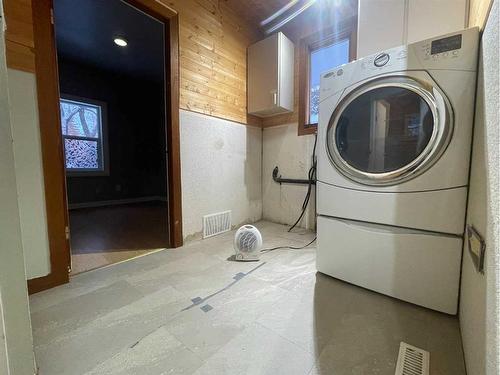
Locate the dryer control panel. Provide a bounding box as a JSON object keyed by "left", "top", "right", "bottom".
{"left": 431, "top": 34, "right": 462, "bottom": 54}
{"left": 320, "top": 27, "right": 479, "bottom": 97}
{"left": 421, "top": 34, "right": 463, "bottom": 62}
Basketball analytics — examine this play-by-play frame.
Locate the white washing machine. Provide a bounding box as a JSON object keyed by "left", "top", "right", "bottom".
{"left": 316, "top": 28, "right": 479, "bottom": 314}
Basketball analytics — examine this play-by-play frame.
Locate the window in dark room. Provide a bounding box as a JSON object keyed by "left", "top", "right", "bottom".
{"left": 60, "top": 97, "right": 108, "bottom": 175}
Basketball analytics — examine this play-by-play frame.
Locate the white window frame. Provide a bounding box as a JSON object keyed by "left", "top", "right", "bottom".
{"left": 60, "top": 94, "right": 109, "bottom": 177}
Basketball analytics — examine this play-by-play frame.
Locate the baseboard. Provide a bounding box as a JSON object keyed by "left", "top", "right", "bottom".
{"left": 68, "top": 196, "right": 167, "bottom": 210}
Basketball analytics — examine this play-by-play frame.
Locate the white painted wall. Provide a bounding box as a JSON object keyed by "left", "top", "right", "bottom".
{"left": 460, "top": 2, "right": 499, "bottom": 374}
{"left": 357, "top": 0, "right": 468, "bottom": 58}
{"left": 357, "top": 0, "right": 406, "bottom": 57}
{"left": 406, "top": 0, "right": 468, "bottom": 44}
{"left": 8, "top": 69, "right": 51, "bottom": 279}
{"left": 0, "top": 6, "right": 36, "bottom": 372}
{"left": 262, "top": 124, "right": 316, "bottom": 230}
{"left": 180, "top": 110, "right": 263, "bottom": 239}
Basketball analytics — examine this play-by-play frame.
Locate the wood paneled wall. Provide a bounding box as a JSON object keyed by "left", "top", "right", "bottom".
{"left": 3, "top": 0, "right": 263, "bottom": 125}
{"left": 469, "top": 0, "right": 495, "bottom": 29}
{"left": 3, "top": 0, "right": 36, "bottom": 72}
{"left": 162, "top": 0, "right": 262, "bottom": 125}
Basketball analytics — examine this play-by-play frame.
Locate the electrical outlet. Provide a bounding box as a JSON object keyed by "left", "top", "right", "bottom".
{"left": 467, "top": 225, "right": 485, "bottom": 273}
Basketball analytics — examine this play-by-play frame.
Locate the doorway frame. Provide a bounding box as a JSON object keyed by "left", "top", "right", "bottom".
{"left": 29, "top": 0, "right": 183, "bottom": 294}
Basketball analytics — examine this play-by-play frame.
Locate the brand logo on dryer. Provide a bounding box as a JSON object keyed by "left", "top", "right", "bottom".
{"left": 374, "top": 53, "right": 390, "bottom": 67}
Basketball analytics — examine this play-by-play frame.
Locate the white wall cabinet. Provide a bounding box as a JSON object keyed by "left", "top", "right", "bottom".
{"left": 248, "top": 32, "right": 294, "bottom": 117}
{"left": 357, "top": 0, "right": 468, "bottom": 58}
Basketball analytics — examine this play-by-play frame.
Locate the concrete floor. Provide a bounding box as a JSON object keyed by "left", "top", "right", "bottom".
{"left": 30, "top": 221, "right": 466, "bottom": 374}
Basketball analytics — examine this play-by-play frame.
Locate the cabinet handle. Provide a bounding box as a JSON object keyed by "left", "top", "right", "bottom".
{"left": 273, "top": 92, "right": 277, "bottom": 106}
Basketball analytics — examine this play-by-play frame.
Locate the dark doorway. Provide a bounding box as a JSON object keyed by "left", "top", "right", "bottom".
{"left": 53, "top": 0, "right": 169, "bottom": 274}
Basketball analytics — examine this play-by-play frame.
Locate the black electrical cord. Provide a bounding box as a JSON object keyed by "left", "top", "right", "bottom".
{"left": 287, "top": 133, "right": 317, "bottom": 233}
{"left": 260, "top": 236, "right": 317, "bottom": 253}
{"left": 260, "top": 134, "right": 318, "bottom": 254}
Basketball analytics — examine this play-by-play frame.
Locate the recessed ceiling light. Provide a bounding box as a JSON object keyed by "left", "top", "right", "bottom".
{"left": 114, "top": 38, "right": 128, "bottom": 47}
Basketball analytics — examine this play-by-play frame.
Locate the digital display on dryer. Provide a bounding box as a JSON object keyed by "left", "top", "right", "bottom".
{"left": 431, "top": 34, "right": 462, "bottom": 54}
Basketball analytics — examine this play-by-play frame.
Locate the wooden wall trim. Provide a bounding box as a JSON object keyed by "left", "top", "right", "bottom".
{"left": 28, "top": 0, "right": 70, "bottom": 294}
{"left": 3, "top": 0, "right": 36, "bottom": 72}
{"left": 130, "top": 0, "right": 177, "bottom": 17}
{"left": 5, "top": 40, "right": 35, "bottom": 72}
{"left": 165, "top": 14, "right": 183, "bottom": 247}
{"left": 469, "top": 0, "right": 495, "bottom": 29}
{"left": 3, "top": 0, "right": 34, "bottom": 47}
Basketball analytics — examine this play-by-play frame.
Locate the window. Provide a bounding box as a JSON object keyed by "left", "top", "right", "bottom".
{"left": 59, "top": 96, "right": 108, "bottom": 175}
{"left": 298, "top": 21, "right": 357, "bottom": 135}
{"left": 309, "top": 40, "right": 350, "bottom": 124}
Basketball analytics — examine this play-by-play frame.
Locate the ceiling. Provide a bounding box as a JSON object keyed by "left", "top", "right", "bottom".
{"left": 53, "top": 0, "right": 165, "bottom": 82}
{"left": 223, "top": 0, "right": 292, "bottom": 30}
{"left": 53, "top": 0, "right": 357, "bottom": 82}
{"left": 224, "top": 0, "right": 358, "bottom": 39}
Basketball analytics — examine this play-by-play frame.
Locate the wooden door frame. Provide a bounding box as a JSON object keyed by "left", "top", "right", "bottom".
{"left": 29, "top": 0, "right": 182, "bottom": 294}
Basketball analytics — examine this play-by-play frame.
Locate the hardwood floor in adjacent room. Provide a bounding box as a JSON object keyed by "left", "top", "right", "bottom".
{"left": 69, "top": 201, "right": 169, "bottom": 274}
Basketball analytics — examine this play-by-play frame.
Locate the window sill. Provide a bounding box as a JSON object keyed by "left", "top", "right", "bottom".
{"left": 298, "top": 123, "right": 317, "bottom": 136}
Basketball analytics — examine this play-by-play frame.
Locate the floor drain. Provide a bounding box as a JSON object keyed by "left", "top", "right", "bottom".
{"left": 395, "top": 342, "right": 430, "bottom": 375}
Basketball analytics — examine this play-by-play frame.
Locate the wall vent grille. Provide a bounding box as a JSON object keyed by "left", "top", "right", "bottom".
{"left": 203, "top": 211, "right": 232, "bottom": 238}
{"left": 395, "top": 342, "right": 430, "bottom": 375}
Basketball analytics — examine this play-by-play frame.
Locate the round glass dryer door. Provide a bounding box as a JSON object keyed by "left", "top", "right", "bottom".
{"left": 326, "top": 76, "right": 453, "bottom": 186}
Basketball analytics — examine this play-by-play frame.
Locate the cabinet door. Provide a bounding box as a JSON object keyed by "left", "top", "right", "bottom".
{"left": 277, "top": 33, "right": 294, "bottom": 113}
{"left": 357, "top": 0, "right": 406, "bottom": 58}
{"left": 248, "top": 34, "right": 278, "bottom": 115}
{"left": 407, "top": 0, "right": 467, "bottom": 44}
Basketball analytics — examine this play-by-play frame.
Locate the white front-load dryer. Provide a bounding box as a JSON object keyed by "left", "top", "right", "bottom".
{"left": 316, "top": 28, "right": 479, "bottom": 314}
